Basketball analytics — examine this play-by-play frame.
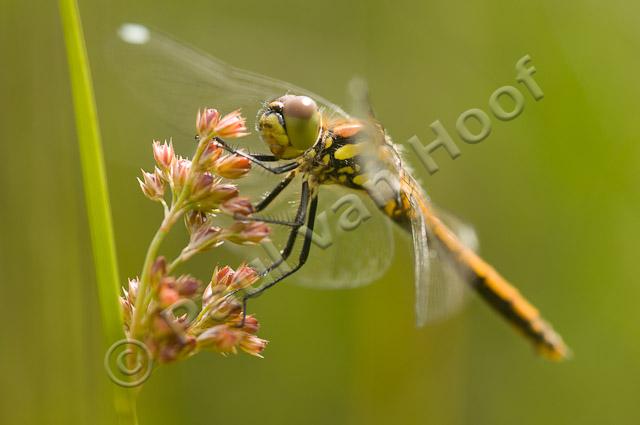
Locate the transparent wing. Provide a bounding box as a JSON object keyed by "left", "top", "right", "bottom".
{"left": 406, "top": 192, "right": 432, "bottom": 326}
{"left": 408, "top": 189, "right": 480, "bottom": 326}
{"left": 225, "top": 181, "right": 395, "bottom": 289}
{"left": 107, "top": 23, "right": 349, "bottom": 147}
{"left": 292, "top": 185, "right": 394, "bottom": 289}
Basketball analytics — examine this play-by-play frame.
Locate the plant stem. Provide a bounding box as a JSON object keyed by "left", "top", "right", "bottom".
{"left": 58, "top": 0, "right": 137, "bottom": 423}
{"left": 168, "top": 254, "right": 187, "bottom": 274}
{"left": 129, "top": 207, "right": 182, "bottom": 340}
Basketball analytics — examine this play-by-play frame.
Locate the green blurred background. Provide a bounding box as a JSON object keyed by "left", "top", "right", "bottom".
{"left": 1, "top": 0, "right": 638, "bottom": 424}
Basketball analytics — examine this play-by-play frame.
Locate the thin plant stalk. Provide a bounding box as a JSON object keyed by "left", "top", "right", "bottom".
{"left": 58, "top": 0, "right": 138, "bottom": 423}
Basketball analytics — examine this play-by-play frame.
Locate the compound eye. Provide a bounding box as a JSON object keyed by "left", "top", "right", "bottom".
{"left": 283, "top": 95, "right": 317, "bottom": 120}
{"left": 282, "top": 96, "right": 321, "bottom": 150}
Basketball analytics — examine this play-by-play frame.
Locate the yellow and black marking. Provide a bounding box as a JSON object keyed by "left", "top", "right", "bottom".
{"left": 400, "top": 177, "right": 569, "bottom": 360}
{"left": 303, "top": 121, "right": 370, "bottom": 189}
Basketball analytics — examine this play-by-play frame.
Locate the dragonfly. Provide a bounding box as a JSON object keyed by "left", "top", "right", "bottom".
{"left": 112, "top": 23, "right": 569, "bottom": 360}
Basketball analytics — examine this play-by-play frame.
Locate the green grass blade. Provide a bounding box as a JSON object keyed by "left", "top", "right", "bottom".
{"left": 58, "top": 0, "right": 138, "bottom": 423}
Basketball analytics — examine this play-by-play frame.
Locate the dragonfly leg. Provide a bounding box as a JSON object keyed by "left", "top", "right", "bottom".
{"left": 214, "top": 137, "right": 299, "bottom": 174}
{"left": 234, "top": 173, "right": 304, "bottom": 226}
{"left": 253, "top": 172, "right": 296, "bottom": 213}
{"left": 238, "top": 194, "right": 319, "bottom": 326}
{"left": 257, "top": 180, "right": 311, "bottom": 275}
{"left": 232, "top": 168, "right": 303, "bottom": 228}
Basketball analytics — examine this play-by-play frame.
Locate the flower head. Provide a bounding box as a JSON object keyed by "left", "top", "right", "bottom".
{"left": 190, "top": 174, "right": 239, "bottom": 210}
{"left": 197, "top": 140, "right": 224, "bottom": 170}
{"left": 214, "top": 110, "right": 250, "bottom": 139}
{"left": 215, "top": 154, "right": 251, "bottom": 179}
{"left": 196, "top": 108, "right": 249, "bottom": 139}
{"left": 196, "top": 108, "right": 221, "bottom": 138}
{"left": 138, "top": 168, "right": 165, "bottom": 201}
{"left": 240, "top": 334, "right": 268, "bottom": 357}
{"left": 223, "top": 221, "right": 270, "bottom": 245}
{"left": 184, "top": 210, "right": 208, "bottom": 234}
{"left": 153, "top": 139, "right": 175, "bottom": 171}
{"left": 220, "top": 196, "right": 254, "bottom": 216}
{"left": 185, "top": 225, "right": 224, "bottom": 254}
{"left": 197, "top": 325, "right": 243, "bottom": 354}
{"left": 170, "top": 157, "right": 191, "bottom": 193}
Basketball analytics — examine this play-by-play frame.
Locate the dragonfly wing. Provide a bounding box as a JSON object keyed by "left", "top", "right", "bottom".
{"left": 223, "top": 184, "right": 395, "bottom": 289}
{"left": 290, "top": 185, "right": 395, "bottom": 289}
{"left": 407, "top": 192, "right": 432, "bottom": 326}
{"left": 408, "top": 191, "right": 481, "bottom": 326}
{"left": 108, "top": 23, "right": 349, "bottom": 143}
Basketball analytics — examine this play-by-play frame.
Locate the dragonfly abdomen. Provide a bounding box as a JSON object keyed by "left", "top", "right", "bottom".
{"left": 402, "top": 180, "right": 569, "bottom": 360}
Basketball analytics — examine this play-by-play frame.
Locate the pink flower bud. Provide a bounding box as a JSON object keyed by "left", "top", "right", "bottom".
{"left": 197, "top": 325, "right": 242, "bottom": 353}
{"left": 242, "top": 315, "right": 260, "bottom": 334}
{"left": 240, "top": 334, "right": 267, "bottom": 357}
{"left": 176, "top": 275, "right": 201, "bottom": 297}
{"left": 197, "top": 141, "right": 223, "bottom": 170}
{"left": 151, "top": 257, "right": 167, "bottom": 280}
{"left": 196, "top": 108, "right": 221, "bottom": 137}
{"left": 152, "top": 139, "right": 175, "bottom": 170}
{"left": 184, "top": 210, "right": 208, "bottom": 234}
{"left": 202, "top": 282, "right": 214, "bottom": 305}
{"left": 215, "top": 154, "right": 251, "bottom": 179}
{"left": 191, "top": 172, "right": 216, "bottom": 201}
{"left": 188, "top": 225, "right": 223, "bottom": 252}
{"left": 214, "top": 110, "right": 250, "bottom": 139}
{"left": 159, "top": 286, "right": 180, "bottom": 308}
{"left": 220, "top": 196, "right": 254, "bottom": 216}
{"left": 224, "top": 221, "right": 271, "bottom": 245}
{"left": 230, "top": 264, "right": 259, "bottom": 290}
{"left": 213, "top": 266, "right": 235, "bottom": 288}
{"left": 170, "top": 157, "right": 191, "bottom": 193}
{"left": 138, "top": 168, "right": 165, "bottom": 201}
{"left": 191, "top": 177, "right": 239, "bottom": 210}
{"left": 209, "top": 297, "right": 242, "bottom": 321}
{"left": 208, "top": 183, "right": 239, "bottom": 204}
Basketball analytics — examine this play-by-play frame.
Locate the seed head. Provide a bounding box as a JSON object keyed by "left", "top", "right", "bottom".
{"left": 152, "top": 139, "right": 175, "bottom": 171}
{"left": 220, "top": 196, "right": 254, "bottom": 216}
{"left": 197, "top": 325, "right": 243, "bottom": 354}
{"left": 138, "top": 168, "right": 165, "bottom": 201}
{"left": 240, "top": 334, "right": 268, "bottom": 357}
{"left": 214, "top": 110, "right": 249, "bottom": 139}
{"left": 170, "top": 157, "right": 192, "bottom": 193}
{"left": 184, "top": 210, "right": 209, "bottom": 234}
{"left": 196, "top": 108, "right": 249, "bottom": 139}
{"left": 187, "top": 225, "right": 224, "bottom": 253}
{"left": 197, "top": 140, "right": 224, "bottom": 170}
{"left": 215, "top": 154, "right": 251, "bottom": 179}
{"left": 176, "top": 275, "right": 201, "bottom": 297}
{"left": 223, "top": 221, "right": 270, "bottom": 245}
{"left": 196, "top": 108, "right": 221, "bottom": 138}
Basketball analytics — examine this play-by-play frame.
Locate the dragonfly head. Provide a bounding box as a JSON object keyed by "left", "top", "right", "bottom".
{"left": 257, "top": 95, "right": 322, "bottom": 159}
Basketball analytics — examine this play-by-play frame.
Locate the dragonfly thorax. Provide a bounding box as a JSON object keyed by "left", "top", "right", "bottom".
{"left": 257, "top": 95, "right": 323, "bottom": 159}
